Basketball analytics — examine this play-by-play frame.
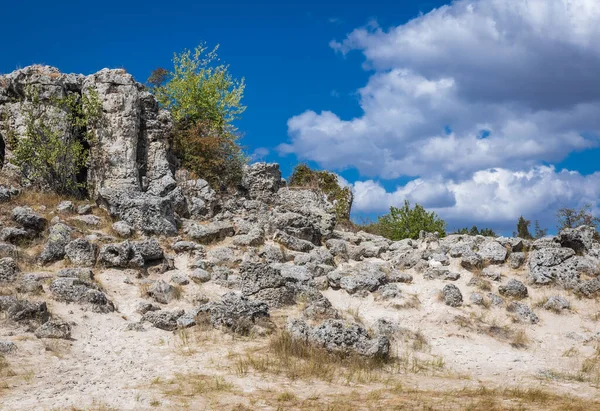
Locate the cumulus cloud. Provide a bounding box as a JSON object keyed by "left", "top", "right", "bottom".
{"left": 350, "top": 166, "right": 600, "bottom": 231}
{"left": 280, "top": 0, "right": 600, "bottom": 180}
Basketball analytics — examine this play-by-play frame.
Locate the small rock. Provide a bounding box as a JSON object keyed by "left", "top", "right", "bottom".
{"left": 0, "top": 341, "right": 17, "bottom": 354}
{"left": 34, "top": 320, "right": 72, "bottom": 339}
{"left": 77, "top": 204, "right": 93, "bottom": 215}
{"left": 508, "top": 252, "right": 526, "bottom": 269}
{"left": 112, "top": 221, "right": 134, "bottom": 238}
{"left": 190, "top": 268, "right": 211, "bottom": 284}
{"left": 56, "top": 201, "right": 74, "bottom": 213}
{"left": 71, "top": 215, "right": 101, "bottom": 226}
{"left": 170, "top": 271, "right": 189, "bottom": 285}
{"left": 543, "top": 295, "right": 570, "bottom": 312}
{"left": 148, "top": 280, "right": 176, "bottom": 304}
{"left": 507, "top": 302, "right": 538, "bottom": 324}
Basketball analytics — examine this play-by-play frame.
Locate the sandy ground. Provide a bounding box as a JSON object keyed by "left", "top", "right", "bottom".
{"left": 1, "top": 253, "right": 599, "bottom": 410}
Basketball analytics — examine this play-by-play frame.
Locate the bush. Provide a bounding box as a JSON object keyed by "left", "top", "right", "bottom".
{"left": 288, "top": 164, "right": 353, "bottom": 222}
{"left": 371, "top": 200, "right": 446, "bottom": 240}
{"left": 149, "top": 43, "right": 246, "bottom": 189}
{"left": 10, "top": 87, "right": 101, "bottom": 196}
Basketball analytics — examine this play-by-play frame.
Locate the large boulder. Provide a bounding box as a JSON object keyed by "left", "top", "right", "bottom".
{"left": 39, "top": 223, "right": 73, "bottom": 264}
{"left": 288, "top": 319, "right": 389, "bottom": 358}
{"left": 49, "top": 277, "right": 114, "bottom": 313}
{"left": 558, "top": 226, "right": 596, "bottom": 254}
{"left": 12, "top": 206, "right": 46, "bottom": 232}
{"left": 184, "top": 221, "right": 235, "bottom": 244}
{"left": 0, "top": 66, "right": 178, "bottom": 236}
{"left": 241, "top": 162, "right": 283, "bottom": 203}
{"left": 64, "top": 238, "right": 98, "bottom": 267}
{"left": 197, "top": 292, "right": 270, "bottom": 335}
{"left": 0, "top": 257, "right": 19, "bottom": 283}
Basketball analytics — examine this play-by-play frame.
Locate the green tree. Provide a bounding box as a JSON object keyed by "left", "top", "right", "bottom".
{"left": 375, "top": 200, "right": 446, "bottom": 240}
{"left": 11, "top": 87, "right": 101, "bottom": 196}
{"left": 455, "top": 225, "right": 496, "bottom": 237}
{"left": 149, "top": 43, "right": 246, "bottom": 189}
{"left": 516, "top": 216, "right": 533, "bottom": 239}
{"left": 288, "top": 164, "right": 353, "bottom": 222}
{"left": 556, "top": 204, "right": 600, "bottom": 231}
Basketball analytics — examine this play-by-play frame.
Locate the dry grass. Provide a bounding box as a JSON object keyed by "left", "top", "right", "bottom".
{"left": 243, "top": 383, "right": 599, "bottom": 410}
{"left": 541, "top": 345, "right": 600, "bottom": 386}
{"left": 391, "top": 293, "right": 421, "bottom": 310}
{"left": 231, "top": 331, "right": 444, "bottom": 384}
{"left": 509, "top": 328, "right": 530, "bottom": 349}
{"left": 152, "top": 373, "right": 235, "bottom": 397}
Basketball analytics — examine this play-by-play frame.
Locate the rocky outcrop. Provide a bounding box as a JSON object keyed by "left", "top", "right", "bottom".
{"left": 0, "top": 66, "right": 177, "bottom": 235}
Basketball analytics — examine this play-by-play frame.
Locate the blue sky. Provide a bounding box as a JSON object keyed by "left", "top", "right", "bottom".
{"left": 2, "top": 0, "right": 600, "bottom": 235}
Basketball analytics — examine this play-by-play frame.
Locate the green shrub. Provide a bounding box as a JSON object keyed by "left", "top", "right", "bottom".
{"left": 372, "top": 200, "right": 446, "bottom": 240}
{"left": 288, "top": 164, "right": 353, "bottom": 222}
{"left": 149, "top": 43, "right": 246, "bottom": 189}
{"left": 11, "top": 87, "right": 101, "bottom": 196}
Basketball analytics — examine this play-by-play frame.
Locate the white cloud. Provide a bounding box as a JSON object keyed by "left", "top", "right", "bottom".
{"left": 250, "top": 147, "right": 269, "bottom": 161}
{"left": 350, "top": 166, "right": 600, "bottom": 231}
{"left": 281, "top": 0, "right": 600, "bottom": 180}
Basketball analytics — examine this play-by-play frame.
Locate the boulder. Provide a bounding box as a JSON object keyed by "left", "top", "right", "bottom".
{"left": 0, "top": 257, "right": 19, "bottom": 283}
{"left": 287, "top": 319, "right": 389, "bottom": 358}
{"left": 478, "top": 241, "right": 508, "bottom": 264}
{"left": 147, "top": 280, "right": 176, "bottom": 304}
{"left": 241, "top": 162, "right": 283, "bottom": 203}
{"left": 197, "top": 292, "right": 270, "bottom": 335}
{"left": 34, "top": 321, "right": 72, "bottom": 339}
{"left": 498, "top": 279, "right": 528, "bottom": 299}
{"left": 184, "top": 221, "right": 235, "bottom": 244}
{"left": 507, "top": 302, "right": 538, "bottom": 324}
{"left": 190, "top": 268, "right": 211, "bottom": 284}
{"left": 112, "top": 221, "right": 134, "bottom": 238}
{"left": 49, "top": 277, "right": 114, "bottom": 313}
{"left": 424, "top": 268, "right": 460, "bottom": 281}
{"left": 64, "top": 238, "right": 98, "bottom": 267}
{"left": 0, "top": 296, "right": 49, "bottom": 324}
{"left": 39, "top": 223, "right": 73, "bottom": 264}
{"left": 508, "top": 252, "right": 526, "bottom": 269}
{"left": 442, "top": 284, "right": 463, "bottom": 307}
{"left": 543, "top": 295, "right": 570, "bottom": 312}
{"left": 558, "top": 225, "right": 596, "bottom": 254}
{"left": 141, "top": 309, "right": 185, "bottom": 331}
{"left": 273, "top": 230, "right": 314, "bottom": 252}
{"left": 12, "top": 206, "right": 46, "bottom": 232}
{"left": 0, "top": 341, "right": 17, "bottom": 354}
{"left": 0, "top": 227, "right": 34, "bottom": 244}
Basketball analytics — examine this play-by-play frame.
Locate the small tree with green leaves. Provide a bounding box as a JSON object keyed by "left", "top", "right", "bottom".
{"left": 515, "top": 216, "right": 533, "bottom": 239}
{"left": 375, "top": 200, "right": 446, "bottom": 240}
{"left": 149, "top": 43, "right": 246, "bottom": 189}
{"left": 288, "top": 164, "right": 353, "bottom": 222}
{"left": 11, "top": 87, "right": 101, "bottom": 196}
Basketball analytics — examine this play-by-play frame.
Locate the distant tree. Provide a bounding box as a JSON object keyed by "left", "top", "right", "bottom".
{"left": 533, "top": 220, "right": 548, "bottom": 239}
{"left": 456, "top": 225, "right": 496, "bottom": 237}
{"left": 556, "top": 204, "right": 600, "bottom": 231}
{"left": 516, "top": 216, "right": 533, "bottom": 239}
{"left": 375, "top": 200, "right": 446, "bottom": 240}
